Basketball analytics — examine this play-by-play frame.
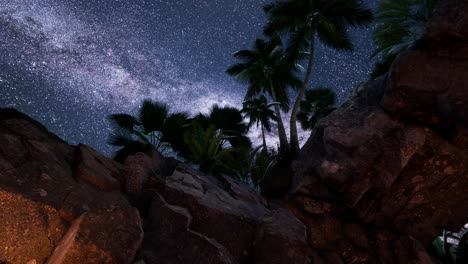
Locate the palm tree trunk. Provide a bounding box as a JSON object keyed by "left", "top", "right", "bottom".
{"left": 261, "top": 123, "right": 267, "bottom": 153}
{"left": 290, "top": 32, "right": 316, "bottom": 154}
{"left": 269, "top": 80, "right": 289, "bottom": 156}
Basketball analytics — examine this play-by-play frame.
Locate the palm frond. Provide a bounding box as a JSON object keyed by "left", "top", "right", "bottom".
{"left": 108, "top": 114, "right": 139, "bottom": 132}
{"left": 139, "top": 100, "right": 169, "bottom": 134}
{"left": 317, "top": 17, "right": 353, "bottom": 51}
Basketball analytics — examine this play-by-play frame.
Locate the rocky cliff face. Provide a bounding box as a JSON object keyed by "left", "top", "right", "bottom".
{"left": 0, "top": 109, "right": 313, "bottom": 264}
{"left": 0, "top": 0, "right": 467, "bottom": 263}
{"left": 291, "top": 0, "right": 468, "bottom": 262}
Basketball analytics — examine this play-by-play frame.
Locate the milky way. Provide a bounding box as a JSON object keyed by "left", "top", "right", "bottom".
{"left": 0, "top": 0, "right": 377, "bottom": 156}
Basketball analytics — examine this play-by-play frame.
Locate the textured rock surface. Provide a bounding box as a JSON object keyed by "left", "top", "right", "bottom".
{"left": 75, "top": 144, "right": 122, "bottom": 192}
{"left": 0, "top": 108, "right": 312, "bottom": 264}
{"left": 254, "top": 209, "right": 313, "bottom": 264}
{"left": 381, "top": 0, "right": 468, "bottom": 130}
{"left": 0, "top": 109, "right": 143, "bottom": 263}
{"left": 140, "top": 166, "right": 270, "bottom": 264}
{"left": 292, "top": 0, "right": 468, "bottom": 262}
{"left": 123, "top": 150, "right": 165, "bottom": 194}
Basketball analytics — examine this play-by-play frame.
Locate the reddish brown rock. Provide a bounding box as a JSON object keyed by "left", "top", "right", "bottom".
{"left": 294, "top": 78, "right": 468, "bottom": 249}
{"left": 75, "top": 144, "right": 122, "bottom": 192}
{"left": 0, "top": 108, "right": 143, "bottom": 263}
{"left": 123, "top": 150, "right": 165, "bottom": 194}
{"left": 381, "top": 0, "right": 468, "bottom": 131}
{"left": 283, "top": 198, "right": 437, "bottom": 264}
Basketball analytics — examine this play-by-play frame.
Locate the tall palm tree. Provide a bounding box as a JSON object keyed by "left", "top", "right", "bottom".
{"left": 108, "top": 99, "right": 190, "bottom": 162}
{"left": 264, "top": 0, "right": 373, "bottom": 154}
{"left": 297, "top": 87, "right": 336, "bottom": 130}
{"left": 371, "top": 0, "right": 437, "bottom": 78}
{"left": 241, "top": 95, "right": 278, "bottom": 152}
{"left": 227, "top": 36, "right": 302, "bottom": 156}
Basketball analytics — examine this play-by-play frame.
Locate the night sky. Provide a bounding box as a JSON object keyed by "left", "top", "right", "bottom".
{"left": 0, "top": 0, "right": 377, "bottom": 156}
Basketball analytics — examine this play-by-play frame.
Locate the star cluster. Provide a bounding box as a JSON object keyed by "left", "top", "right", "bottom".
{"left": 0, "top": 0, "right": 377, "bottom": 155}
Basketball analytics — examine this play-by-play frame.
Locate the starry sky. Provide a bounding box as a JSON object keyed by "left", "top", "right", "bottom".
{"left": 0, "top": 0, "right": 377, "bottom": 156}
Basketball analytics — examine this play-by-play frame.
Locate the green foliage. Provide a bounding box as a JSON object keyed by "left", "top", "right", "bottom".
{"left": 432, "top": 227, "right": 468, "bottom": 264}
{"left": 181, "top": 105, "right": 254, "bottom": 178}
{"left": 108, "top": 99, "right": 190, "bottom": 161}
{"left": 297, "top": 87, "right": 336, "bottom": 130}
{"left": 250, "top": 148, "right": 279, "bottom": 189}
{"left": 371, "top": 0, "right": 437, "bottom": 78}
{"left": 183, "top": 122, "right": 254, "bottom": 179}
{"left": 184, "top": 124, "right": 227, "bottom": 175}
{"left": 191, "top": 105, "right": 252, "bottom": 149}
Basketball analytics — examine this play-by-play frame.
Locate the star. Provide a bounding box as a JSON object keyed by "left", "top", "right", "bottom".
{"left": 0, "top": 0, "right": 377, "bottom": 155}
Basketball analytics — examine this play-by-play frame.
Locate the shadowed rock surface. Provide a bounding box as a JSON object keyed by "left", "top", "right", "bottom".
{"left": 291, "top": 0, "right": 468, "bottom": 262}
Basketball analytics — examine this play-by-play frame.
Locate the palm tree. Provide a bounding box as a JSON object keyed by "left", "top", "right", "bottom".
{"left": 264, "top": 0, "right": 373, "bottom": 154}
{"left": 371, "top": 0, "right": 437, "bottom": 78}
{"left": 297, "top": 87, "right": 336, "bottom": 130}
{"left": 184, "top": 122, "right": 252, "bottom": 177}
{"left": 241, "top": 95, "right": 278, "bottom": 152}
{"left": 227, "top": 36, "right": 302, "bottom": 156}
{"left": 207, "top": 105, "right": 251, "bottom": 148}
{"left": 191, "top": 105, "right": 251, "bottom": 148}
{"left": 108, "top": 99, "right": 190, "bottom": 162}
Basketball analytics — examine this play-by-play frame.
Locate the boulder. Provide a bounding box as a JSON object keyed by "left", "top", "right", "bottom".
{"left": 123, "top": 151, "right": 164, "bottom": 194}
{"left": 284, "top": 199, "right": 437, "bottom": 264}
{"left": 75, "top": 144, "right": 122, "bottom": 192}
{"left": 254, "top": 209, "right": 314, "bottom": 264}
{"left": 381, "top": 0, "right": 468, "bottom": 130}
{"left": 0, "top": 108, "right": 143, "bottom": 263}
{"left": 140, "top": 166, "right": 270, "bottom": 264}
{"left": 142, "top": 194, "right": 234, "bottom": 264}
{"left": 291, "top": 0, "right": 468, "bottom": 262}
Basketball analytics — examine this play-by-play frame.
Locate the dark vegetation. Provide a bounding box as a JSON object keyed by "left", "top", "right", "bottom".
{"left": 107, "top": 0, "right": 439, "bottom": 194}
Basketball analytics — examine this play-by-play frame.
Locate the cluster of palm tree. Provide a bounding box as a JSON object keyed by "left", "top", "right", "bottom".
{"left": 108, "top": 100, "right": 190, "bottom": 163}
{"left": 228, "top": 0, "right": 374, "bottom": 156}
{"left": 108, "top": 100, "right": 274, "bottom": 186}
{"left": 108, "top": 0, "right": 439, "bottom": 193}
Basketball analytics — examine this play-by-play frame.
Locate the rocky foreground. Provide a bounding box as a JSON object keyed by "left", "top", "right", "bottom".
{"left": 0, "top": 0, "right": 467, "bottom": 263}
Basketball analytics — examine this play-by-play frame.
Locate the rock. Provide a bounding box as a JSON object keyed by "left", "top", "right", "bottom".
{"left": 141, "top": 167, "right": 270, "bottom": 263}
{"left": 294, "top": 78, "right": 468, "bottom": 246}
{"left": 75, "top": 144, "right": 122, "bottom": 192}
{"left": 123, "top": 150, "right": 165, "bottom": 194}
{"left": 451, "top": 126, "right": 468, "bottom": 152}
{"left": 291, "top": 1, "right": 468, "bottom": 262}
{"left": 381, "top": 0, "right": 468, "bottom": 131}
{"left": 61, "top": 207, "right": 143, "bottom": 263}
{"left": 142, "top": 194, "right": 234, "bottom": 264}
{"left": 284, "top": 199, "right": 437, "bottom": 264}
{"left": 254, "top": 209, "right": 313, "bottom": 264}
{"left": 0, "top": 108, "right": 143, "bottom": 263}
